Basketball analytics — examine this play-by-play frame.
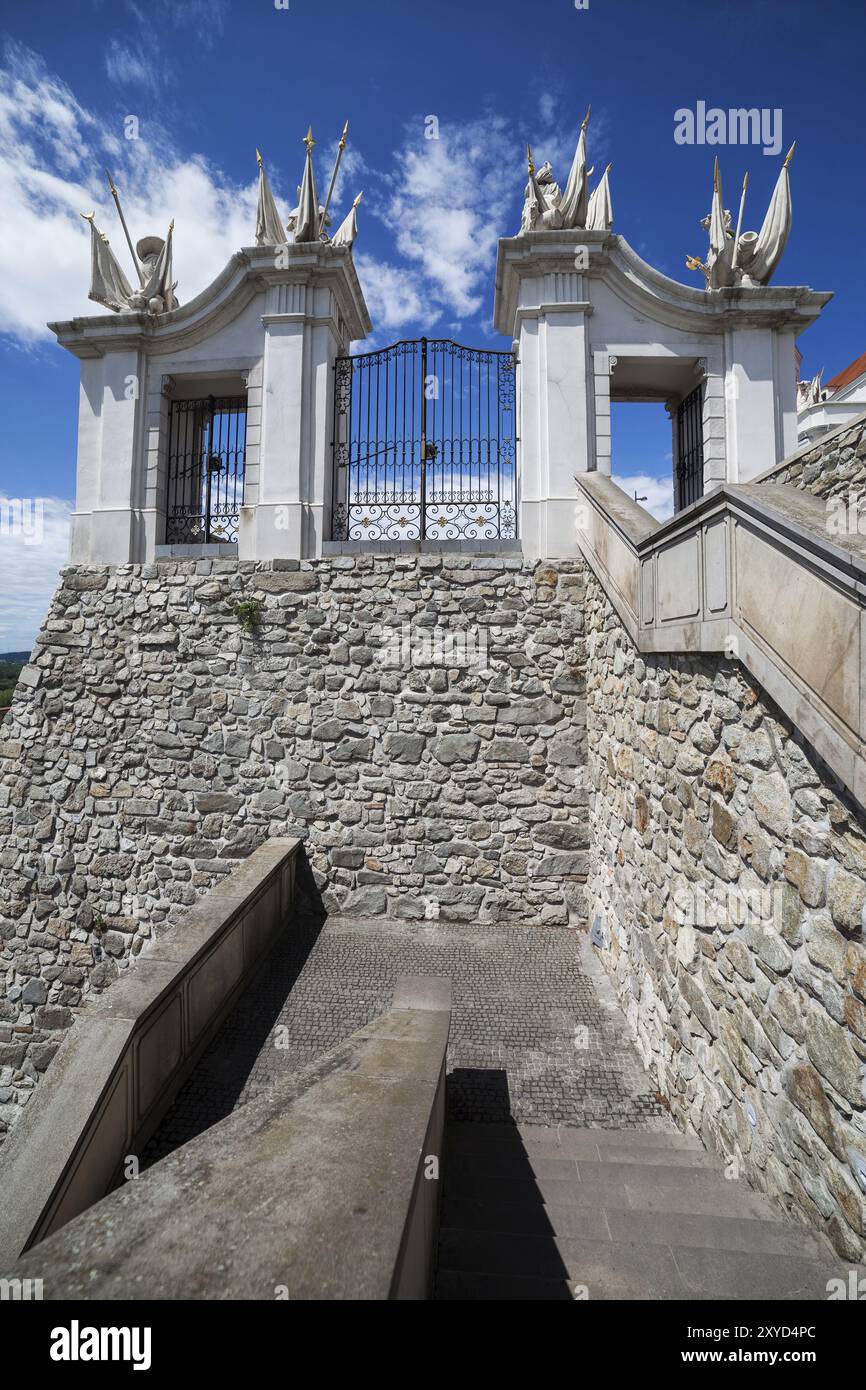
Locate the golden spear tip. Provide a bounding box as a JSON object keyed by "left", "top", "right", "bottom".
{"left": 353, "top": 191, "right": 363, "bottom": 207}
{"left": 605, "top": 162, "right": 613, "bottom": 174}
{"left": 743, "top": 170, "right": 749, "bottom": 189}
{"left": 80, "top": 210, "right": 95, "bottom": 221}
{"left": 304, "top": 125, "right": 315, "bottom": 152}
{"left": 168, "top": 218, "right": 174, "bottom": 232}
{"left": 527, "top": 143, "right": 535, "bottom": 174}
{"left": 339, "top": 119, "right": 349, "bottom": 149}
{"left": 256, "top": 147, "right": 263, "bottom": 168}
{"left": 784, "top": 141, "right": 796, "bottom": 167}
{"left": 582, "top": 104, "right": 591, "bottom": 130}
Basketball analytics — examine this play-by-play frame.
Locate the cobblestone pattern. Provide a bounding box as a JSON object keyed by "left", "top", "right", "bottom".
{"left": 0, "top": 555, "right": 589, "bottom": 1141}
{"left": 759, "top": 415, "right": 866, "bottom": 503}
{"left": 585, "top": 570, "right": 866, "bottom": 1260}
{"left": 141, "top": 915, "right": 669, "bottom": 1167}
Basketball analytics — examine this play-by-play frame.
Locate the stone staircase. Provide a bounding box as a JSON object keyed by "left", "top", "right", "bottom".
{"left": 436, "top": 1121, "right": 851, "bottom": 1300}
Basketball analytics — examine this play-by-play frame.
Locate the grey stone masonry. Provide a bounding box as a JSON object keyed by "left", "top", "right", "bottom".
{"left": 584, "top": 569, "right": 866, "bottom": 1262}
{"left": 0, "top": 555, "right": 588, "bottom": 1142}
{"left": 758, "top": 412, "right": 866, "bottom": 502}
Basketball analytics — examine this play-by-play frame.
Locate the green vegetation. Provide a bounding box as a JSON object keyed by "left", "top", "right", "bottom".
{"left": 232, "top": 599, "right": 264, "bottom": 634}
{"left": 0, "top": 654, "right": 27, "bottom": 706}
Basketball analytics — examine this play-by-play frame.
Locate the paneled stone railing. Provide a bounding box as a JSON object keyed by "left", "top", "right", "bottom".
{"left": 0, "top": 837, "right": 300, "bottom": 1269}
{"left": 576, "top": 471, "right": 866, "bottom": 809}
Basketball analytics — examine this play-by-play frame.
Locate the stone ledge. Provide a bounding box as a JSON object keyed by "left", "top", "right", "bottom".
{"left": 3, "top": 975, "right": 451, "bottom": 1301}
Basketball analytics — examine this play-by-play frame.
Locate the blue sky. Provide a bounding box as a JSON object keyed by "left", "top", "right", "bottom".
{"left": 1, "top": 0, "right": 865, "bottom": 647}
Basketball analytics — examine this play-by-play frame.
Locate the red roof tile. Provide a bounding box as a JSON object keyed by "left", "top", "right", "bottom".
{"left": 827, "top": 350, "right": 866, "bottom": 392}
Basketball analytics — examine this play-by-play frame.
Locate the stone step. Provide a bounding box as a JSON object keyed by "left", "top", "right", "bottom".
{"left": 447, "top": 1121, "right": 706, "bottom": 1153}
{"left": 441, "top": 1198, "right": 828, "bottom": 1259}
{"left": 436, "top": 1230, "right": 848, "bottom": 1301}
{"left": 444, "top": 1170, "right": 784, "bottom": 1221}
{"left": 447, "top": 1144, "right": 724, "bottom": 1176}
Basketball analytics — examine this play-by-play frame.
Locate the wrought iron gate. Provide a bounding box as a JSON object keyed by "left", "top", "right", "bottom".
{"left": 165, "top": 395, "right": 247, "bottom": 544}
{"left": 674, "top": 384, "right": 704, "bottom": 512}
{"left": 331, "top": 337, "right": 517, "bottom": 541}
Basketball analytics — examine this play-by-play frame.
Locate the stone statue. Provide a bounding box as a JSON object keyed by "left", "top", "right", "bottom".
{"left": 521, "top": 150, "right": 563, "bottom": 232}
{"left": 82, "top": 171, "right": 179, "bottom": 315}
{"left": 687, "top": 146, "right": 795, "bottom": 290}
{"left": 797, "top": 370, "right": 824, "bottom": 409}
{"left": 518, "top": 108, "right": 614, "bottom": 235}
{"left": 559, "top": 107, "right": 591, "bottom": 229}
{"left": 258, "top": 122, "right": 362, "bottom": 250}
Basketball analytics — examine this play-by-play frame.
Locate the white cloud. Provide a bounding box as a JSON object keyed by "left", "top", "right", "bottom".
{"left": 104, "top": 40, "right": 158, "bottom": 93}
{"left": 0, "top": 42, "right": 266, "bottom": 343}
{"left": 0, "top": 496, "right": 71, "bottom": 651}
{"left": 354, "top": 253, "right": 433, "bottom": 336}
{"left": 612, "top": 472, "right": 674, "bottom": 523}
{"left": 372, "top": 114, "right": 516, "bottom": 327}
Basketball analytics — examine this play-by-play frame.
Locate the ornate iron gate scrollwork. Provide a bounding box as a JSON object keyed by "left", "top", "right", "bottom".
{"left": 331, "top": 337, "right": 518, "bottom": 541}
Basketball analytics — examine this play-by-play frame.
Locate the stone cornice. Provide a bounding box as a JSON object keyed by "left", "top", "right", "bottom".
{"left": 48, "top": 244, "right": 372, "bottom": 360}
{"left": 493, "top": 229, "right": 832, "bottom": 338}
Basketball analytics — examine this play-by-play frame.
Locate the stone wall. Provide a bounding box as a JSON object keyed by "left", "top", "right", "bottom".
{"left": 585, "top": 570, "right": 866, "bottom": 1258}
{"left": 759, "top": 414, "right": 866, "bottom": 501}
{"left": 0, "top": 554, "right": 588, "bottom": 1141}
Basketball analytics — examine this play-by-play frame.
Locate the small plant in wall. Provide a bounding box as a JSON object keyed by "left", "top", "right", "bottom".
{"left": 233, "top": 598, "right": 264, "bottom": 634}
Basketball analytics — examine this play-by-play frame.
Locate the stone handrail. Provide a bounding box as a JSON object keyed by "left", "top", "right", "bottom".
{"left": 575, "top": 472, "right": 866, "bottom": 809}
{"left": 0, "top": 837, "right": 301, "bottom": 1268}
{"left": 2, "top": 975, "right": 452, "bottom": 1300}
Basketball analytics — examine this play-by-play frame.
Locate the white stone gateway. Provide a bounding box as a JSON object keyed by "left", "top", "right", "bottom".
{"left": 53, "top": 127, "right": 370, "bottom": 566}
{"left": 494, "top": 174, "right": 829, "bottom": 557}
{"left": 52, "top": 113, "right": 831, "bottom": 566}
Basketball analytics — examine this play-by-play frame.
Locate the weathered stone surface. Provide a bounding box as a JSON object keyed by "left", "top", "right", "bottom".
{"left": 805, "top": 1012, "right": 864, "bottom": 1107}
{"left": 430, "top": 734, "right": 480, "bottom": 766}
{"left": 0, "top": 555, "right": 590, "bottom": 1142}
{"left": 583, "top": 564, "right": 866, "bottom": 1262}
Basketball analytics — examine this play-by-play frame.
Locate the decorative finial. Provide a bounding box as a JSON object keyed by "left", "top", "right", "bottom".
{"left": 304, "top": 125, "right": 315, "bottom": 152}
{"left": 353, "top": 191, "right": 363, "bottom": 207}
{"left": 527, "top": 143, "right": 535, "bottom": 175}
{"left": 256, "top": 148, "right": 263, "bottom": 168}
{"left": 784, "top": 141, "right": 796, "bottom": 168}
{"left": 80, "top": 210, "right": 95, "bottom": 222}
{"left": 339, "top": 119, "right": 349, "bottom": 151}
{"left": 581, "top": 104, "right": 591, "bottom": 131}
{"left": 168, "top": 218, "right": 174, "bottom": 232}
{"left": 604, "top": 162, "right": 613, "bottom": 174}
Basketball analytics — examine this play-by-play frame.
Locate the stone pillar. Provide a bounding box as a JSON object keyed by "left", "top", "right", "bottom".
{"left": 495, "top": 237, "right": 596, "bottom": 559}
{"left": 83, "top": 348, "right": 145, "bottom": 565}
{"left": 723, "top": 324, "right": 799, "bottom": 483}
{"left": 242, "top": 247, "right": 371, "bottom": 561}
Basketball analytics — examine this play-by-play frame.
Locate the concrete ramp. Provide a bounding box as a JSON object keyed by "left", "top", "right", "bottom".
{"left": 1, "top": 976, "right": 450, "bottom": 1301}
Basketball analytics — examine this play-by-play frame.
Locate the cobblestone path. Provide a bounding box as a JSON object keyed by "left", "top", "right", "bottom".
{"left": 141, "top": 915, "right": 669, "bottom": 1169}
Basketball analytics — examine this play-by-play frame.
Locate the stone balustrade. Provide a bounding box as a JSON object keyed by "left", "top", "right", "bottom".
{"left": 575, "top": 470, "right": 866, "bottom": 808}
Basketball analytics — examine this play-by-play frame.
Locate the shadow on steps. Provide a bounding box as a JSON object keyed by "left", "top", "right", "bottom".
{"left": 436, "top": 1069, "right": 574, "bottom": 1300}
